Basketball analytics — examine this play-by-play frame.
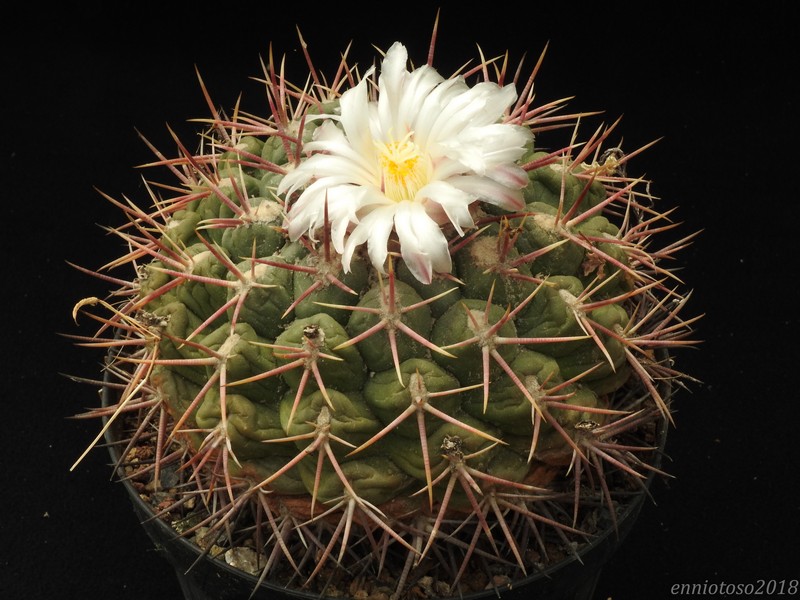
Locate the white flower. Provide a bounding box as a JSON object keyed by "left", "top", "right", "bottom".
{"left": 279, "top": 42, "right": 532, "bottom": 284}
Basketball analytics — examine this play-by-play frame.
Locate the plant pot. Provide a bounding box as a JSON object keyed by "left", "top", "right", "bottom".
{"left": 101, "top": 376, "right": 669, "bottom": 600}
{"left": 120, "top": 474, "right": 651, "bottom": 600}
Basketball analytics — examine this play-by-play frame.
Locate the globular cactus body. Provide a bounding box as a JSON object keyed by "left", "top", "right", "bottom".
{"left": 73, "top": 34, "right": 696, "bottom": 598}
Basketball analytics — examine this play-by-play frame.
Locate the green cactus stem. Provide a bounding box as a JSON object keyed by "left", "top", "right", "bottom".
{"left": 68, "top": 25, "right": 699, "bottom": 600}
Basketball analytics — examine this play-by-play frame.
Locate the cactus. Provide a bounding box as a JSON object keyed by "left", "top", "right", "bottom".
{"left": 70, "top": 28, "right": 697, "bottom": 600}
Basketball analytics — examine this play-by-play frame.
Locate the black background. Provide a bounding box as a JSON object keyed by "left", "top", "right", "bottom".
{"left": 3, "top": 2, "right": 798, "bottom": 599}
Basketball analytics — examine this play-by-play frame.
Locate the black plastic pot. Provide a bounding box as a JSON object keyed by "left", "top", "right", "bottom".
{"left": 121, "top": 481, "right": 649, "bottom": 600}
{"left": 102, "top": 377, "right": 668, "bottom": 600}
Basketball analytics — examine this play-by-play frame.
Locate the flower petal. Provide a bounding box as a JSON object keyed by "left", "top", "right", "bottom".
{"left": 412, "top": 78, "right": 467, "bottom": 150}
{"left": 394, "top": 201, "right": 451, "bottom": 284}
{"left": 426, "top": 82, "right": 516, "bottom": 145}
{"left": 442, "top": 123, "right": 532, "bottom": 175}
{"left": 396, "top": 65, "right": 444, "bottom": 134}
{"left": 340, "top": 66, "right": 378, "bottom": 159}
{"left": 376, "top": 42, "right": 408, "bottom": 133}
{"left": 446, "top": 174, "right": 525, "bottom": 211}
{"left": 483, "top": 163, "right": 530, "bottom": 190}
{"left": 416, "top": 180, "right": 475, "bottom": 235}
{"left": 342, "top": 204, "right": 397, "bottom": 273}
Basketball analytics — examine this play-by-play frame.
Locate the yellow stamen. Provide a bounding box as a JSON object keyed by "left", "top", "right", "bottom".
{"left": 375, "top": 134, "right": 431, "bottom": 202}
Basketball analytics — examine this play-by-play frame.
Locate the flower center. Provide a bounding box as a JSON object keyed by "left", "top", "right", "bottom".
{"left": 375, "top": 135, "right": 431, "bottom": 202}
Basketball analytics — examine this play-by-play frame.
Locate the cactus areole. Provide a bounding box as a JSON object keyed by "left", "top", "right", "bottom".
{"left": 71, "top": 30, "right": 697, "bottom": 600}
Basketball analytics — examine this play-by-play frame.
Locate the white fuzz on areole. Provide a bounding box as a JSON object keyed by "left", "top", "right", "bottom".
{"left": 279, "top": 41, "right": 532, "bottom": 284}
